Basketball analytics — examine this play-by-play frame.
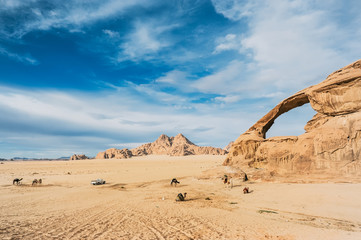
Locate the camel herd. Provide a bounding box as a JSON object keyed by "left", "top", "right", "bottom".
{"left": 12, "top": 175, "right": 251, "bottom": 201}
{"left": 12, "top": 178, "right": 42, "bottom": 186}
{"left": 171, "top": 175, "right": 251, "bottom": 202}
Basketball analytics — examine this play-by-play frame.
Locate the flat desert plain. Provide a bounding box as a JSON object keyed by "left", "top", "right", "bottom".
{"left": 1, "top": 155, "right": 361, "bottom": 240}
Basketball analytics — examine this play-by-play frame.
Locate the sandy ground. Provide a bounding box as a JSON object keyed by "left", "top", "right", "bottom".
{"left": 1, "top": 155, "right": 361, "bottom": 240}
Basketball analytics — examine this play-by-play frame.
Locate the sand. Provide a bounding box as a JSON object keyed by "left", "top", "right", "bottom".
{"left": 1, "top": 155, "right": 360, "bottom": 240}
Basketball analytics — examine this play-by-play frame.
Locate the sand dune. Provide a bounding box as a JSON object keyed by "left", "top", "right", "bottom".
{"left": 1, "top": 155, "right": 360, "bottom": 239}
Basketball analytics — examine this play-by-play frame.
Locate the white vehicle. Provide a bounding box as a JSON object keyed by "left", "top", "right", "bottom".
{"left": 91, "top": 179, "right": 106, "bottom": 185}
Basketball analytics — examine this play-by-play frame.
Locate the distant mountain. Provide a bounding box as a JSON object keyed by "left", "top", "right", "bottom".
{"left": 10, "top": 157, "right": 70, "bottom": 161}
{"left": 96, "top": 133, "right": 227, "bottom": 159}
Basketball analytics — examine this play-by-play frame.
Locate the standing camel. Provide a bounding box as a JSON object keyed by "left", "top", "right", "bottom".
{"left": 171, "top": 178, "right": 180, "bottom": 186}
{"left": 32, "top": 178, "right": 42, "bottom": 186}
{"left": 32, "top": 179, "right": 38, "bottom": 185}
{"left": 13, "top": 178, "right": 23, "bottom": 185}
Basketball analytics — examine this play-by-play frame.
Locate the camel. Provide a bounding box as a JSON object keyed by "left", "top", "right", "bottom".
{"left": 176, "top": 192, "right": 187, "bottom": 201}
{"left": 13, "top": 178, "right": 23, "bottom": 185}
{"left": 171, "top": 178, "right": 180, "bottom": 186}
{"left": 32, "top": 178, "right": 42, "bottom": 186}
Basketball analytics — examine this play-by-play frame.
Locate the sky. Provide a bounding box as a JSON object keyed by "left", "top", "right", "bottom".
{"left": 1, "top": 0, "right": 361, "bottom": 158}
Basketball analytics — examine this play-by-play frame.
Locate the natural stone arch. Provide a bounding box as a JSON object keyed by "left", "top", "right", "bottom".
{"left": 224, "top": 59, "right": 361, "bottom": 178}
{"left": 266, "top": 102, "right": 317, "bottom": 139}
{"left": 248, "top": 91, "right": 310, "bottom": 139}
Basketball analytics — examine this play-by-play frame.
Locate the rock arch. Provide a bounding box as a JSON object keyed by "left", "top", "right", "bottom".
{"left": 224, "top": 59, "right": 361, "bottom": 178}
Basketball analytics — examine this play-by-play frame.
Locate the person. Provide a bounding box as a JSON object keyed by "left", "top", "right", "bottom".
{"left": 243, "top": 187, "right": 249, "bottom": 194}
{"left": 244, "top": 173, "right": 248, "bottom": 182}
{"left": 223, "top": 175, "right": 228, "bottom": 184}
{"left": 176, "top": 192, "right": 187, "bottom": 201}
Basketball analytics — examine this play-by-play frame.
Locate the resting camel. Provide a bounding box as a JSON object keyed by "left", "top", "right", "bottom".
{"left": 171, "top": 178, "right": 180, "bottom": 186}
{"left": 176, "top": 192, "right": 187, "bottom": 201}
{"left": 13, "top": 178, "right": 23, "bottom": 185}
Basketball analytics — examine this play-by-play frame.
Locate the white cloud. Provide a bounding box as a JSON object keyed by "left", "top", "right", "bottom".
{"left": 191, "top": 60, "right": 246, "bottom": 94}
{"left": 205, "top": 0, "right": 361, "bottom": 97}
{"left": 103, "top": 29, "right": 120, "bottom": 39}
{"left": 214, "top": 95, "right": 241, "bottom": 103}
{"left": 213, "top": 33, "right": 242, "bottom": 54}
{"left": 211, "top": 0, "right": 256, "bottom": 21}
{"left": 118, "top": 21, "right": 179, "bottom": 62}
{"left": 155, "top": 70, "right": 188, "bottom": 85}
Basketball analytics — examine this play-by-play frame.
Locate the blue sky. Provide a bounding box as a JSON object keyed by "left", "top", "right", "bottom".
{"left": 1, "top": 0, "right": 361, "bottom": 158}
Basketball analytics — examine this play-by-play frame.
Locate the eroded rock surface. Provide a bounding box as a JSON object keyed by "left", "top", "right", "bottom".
{"left": 224, "top": 59, "right": 361, "bottom": 177}
{"left": 96, "top": 134, "right": 226, "bottom": 159}
{"left": 70, "top": 154, "right": 89, "bottom": 160}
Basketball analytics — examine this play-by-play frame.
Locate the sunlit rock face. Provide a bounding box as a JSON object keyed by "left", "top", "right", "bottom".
{"left": 96, "top": 134, "right": 227, "bottom": 159}
{"left": 70, "top": 154, "right": 89, "bottom": 160}
{"left": 224, "top": 60, "right": 361, "bottom": 177}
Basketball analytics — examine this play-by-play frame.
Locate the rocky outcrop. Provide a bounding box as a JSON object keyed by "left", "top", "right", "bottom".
{"left": 70, "top": 154, "right": 89, "bottom": 160}
{"left": 95, "top": 148, "right": 133, "bottom": 159}
{"left": 96, "top": 134, "right": 227, "bottom": 159}
{"left": 223, "top": 141, "right": 234, "bottom": 152}
{"left": 224, "top": 59, "right": 361, "bottom": 177}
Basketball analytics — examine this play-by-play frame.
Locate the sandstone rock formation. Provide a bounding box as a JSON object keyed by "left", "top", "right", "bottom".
{"left": 223, "top": 141, "right": 234, "bottom": 152}
{"left": 70, "top": 154, "right": 89, "bottom": 160}
{"left": 224, "top": 59, "right": 361, "bottom": 178}
{"left": 95, "top": 148, "right": 133, "bottom": 159}
{"left": 96, "top": 134, "right": 227, "bottom": 159}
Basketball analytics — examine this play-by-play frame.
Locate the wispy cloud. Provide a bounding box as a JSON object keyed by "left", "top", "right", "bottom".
{"left": 213, "top": 34, "right": 242, "bottom": 54}
{"left": 191, "top": 60, "right": 246, "bottom": 95}
{"left": 211, "top": 0, "right": 256, "bottom": 21}
{"left": 0, "top": 0, "right": 150, "bottom": 38}
{"left": 0, "top": 46, "right": 39, "bottom": 65}
{"left": 117, "top": 20, "right": 180, "bottom": 62}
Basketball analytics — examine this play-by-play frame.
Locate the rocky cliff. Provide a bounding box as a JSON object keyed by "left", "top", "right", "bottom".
{"left": 223, "top": 141, "right": 234, "bottom": 152}
{"left": 70, "top": 154, "right": 89, "bottom": 160}
{"left": 96, "top": 134, "right": 227, "bottom": 159}
{"left": 224, "top": 59, "right": 361, "bottom": 178}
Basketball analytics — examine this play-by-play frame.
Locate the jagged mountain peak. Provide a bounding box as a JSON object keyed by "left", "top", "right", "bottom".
{"left": 96, "top": 133, "right": 227, "bottom": 159}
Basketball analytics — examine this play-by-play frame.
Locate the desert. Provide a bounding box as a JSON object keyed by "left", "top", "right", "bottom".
{"left": 1, "top": 155, "right": 361, "bottom": 240}
{"left": 2, "top": 2, "right": 361, "bottom": 240}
